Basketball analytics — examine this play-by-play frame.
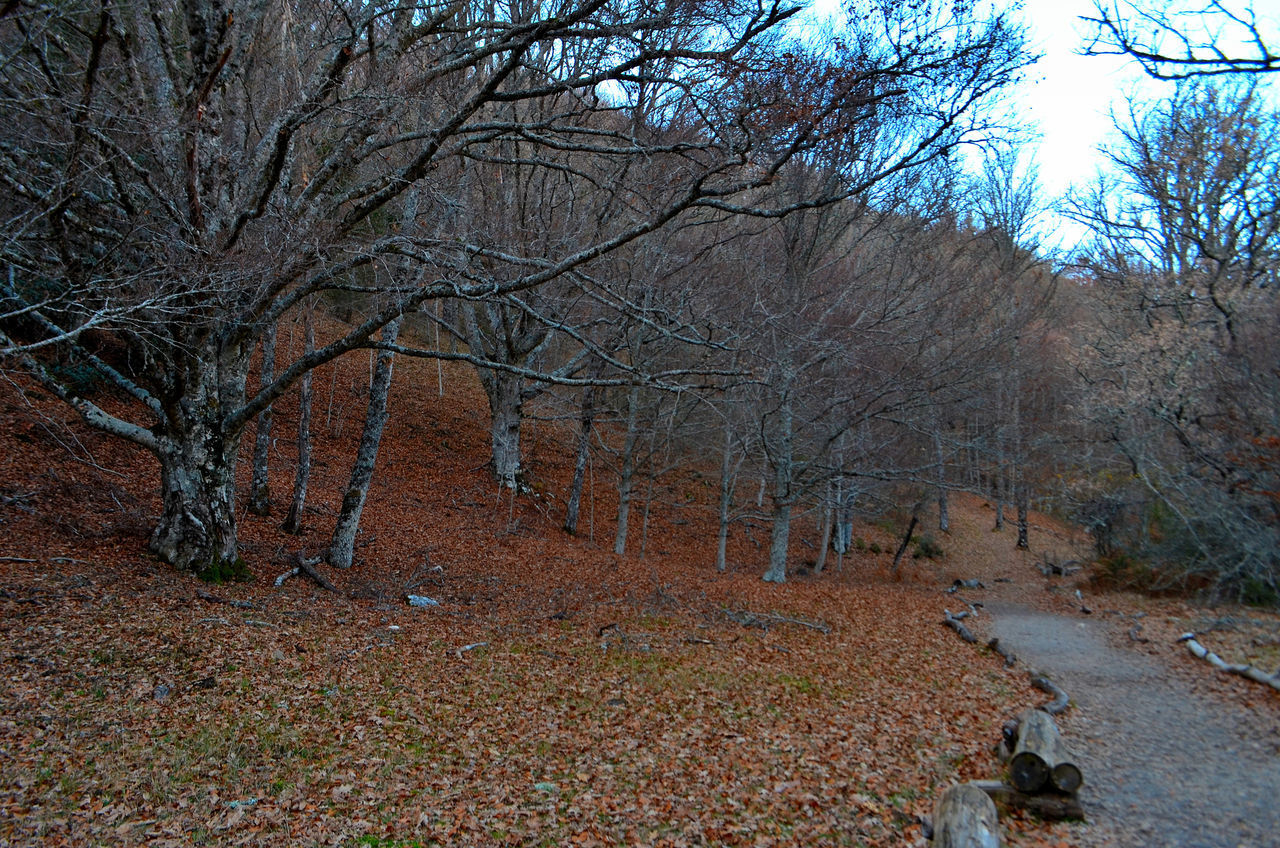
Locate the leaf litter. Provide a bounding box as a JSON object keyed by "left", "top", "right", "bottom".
{"left": 2, "top": 348, "right": 1273, "bottom": 848}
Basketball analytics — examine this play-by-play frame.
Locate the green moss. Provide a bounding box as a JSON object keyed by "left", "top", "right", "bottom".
{"left": 196, "top": 554, "right": 250, "bottom": 584}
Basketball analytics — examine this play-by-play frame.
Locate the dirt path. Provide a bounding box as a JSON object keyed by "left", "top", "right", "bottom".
{"left": 986, "top": 602, "right": 1280, "bottom": 848}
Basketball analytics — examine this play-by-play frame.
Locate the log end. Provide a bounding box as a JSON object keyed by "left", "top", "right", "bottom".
{"left": 1051, "top": 762, "right": 1084, "bottom": 794}
{"left": 1009, "top": 750, "right": 1051, "bottom": 794}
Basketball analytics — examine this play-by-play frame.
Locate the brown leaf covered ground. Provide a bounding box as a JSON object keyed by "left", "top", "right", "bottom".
{"left": 1, "top": 341, "right": 1276, "bottom": 848}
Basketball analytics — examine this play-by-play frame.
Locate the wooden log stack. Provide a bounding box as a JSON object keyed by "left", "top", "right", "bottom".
{"left": 1008, "top": 709, "right": 1082, "bottom": 794}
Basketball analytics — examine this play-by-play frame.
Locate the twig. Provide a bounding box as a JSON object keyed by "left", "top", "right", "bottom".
{"left": 454, "top": 641, "right": 487, "bottom": 659}
{"left": 195, "top": 588, "right": 257, "bottom": 609}
{"left": 0, "top": 556, "right": 37, "bottom": 563}
{"left": 722, "top": 608, "right": 830, "bottom": 633}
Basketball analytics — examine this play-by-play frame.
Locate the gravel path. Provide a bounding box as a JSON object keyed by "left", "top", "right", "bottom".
{"left": 987, "top": 602, "right": 1280, "bottom": 848}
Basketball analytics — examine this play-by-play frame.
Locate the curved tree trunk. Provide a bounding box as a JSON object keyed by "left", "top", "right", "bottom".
{"left": 329, "top": 318, "right": 401, "bottom": 569}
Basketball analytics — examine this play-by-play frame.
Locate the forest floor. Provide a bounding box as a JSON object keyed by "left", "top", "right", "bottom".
{"left": 1, "top": 343, "right": 1278, "bottom": 847}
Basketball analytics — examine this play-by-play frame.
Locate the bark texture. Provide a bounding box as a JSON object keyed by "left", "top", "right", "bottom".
{"left": 329, "top": 319, "right": 401, "bottom": 569}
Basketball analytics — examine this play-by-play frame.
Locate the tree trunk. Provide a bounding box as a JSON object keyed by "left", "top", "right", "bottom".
{"left": 892, "top": 501, "right": 923, "bottom": 573}
{"left": 149, "top": 342, "right": 251, "bottom": 574}
{"left": 763, "top": 395, "right": 794, "bottom": 584}
{"left": 815, "top": 503, "right": 833, "bottom": 574}
{"left": 614, "top": 385, "right": 640, "bottom": 556}
{"left": 936, "top": 429, "right": 949, "bottom": 533}
{"left": 1016, "top": 481, "right": 1030, "bottom": 550}
{"left": 328, "top": 318, "right": 401, "bottom": 569}
{"left": 248, "top": 322, "right": 276, "bottom": 516}
{"left": 151, "top": 424, "right": 244, "bottom": 574}
{"left": 564, "top": 379, "right": 597, "bottom": 535}
{"left": 282, "top": 313, "right": 315, "bottom": 534}
{"left": 764, "top": 497, "right": 791, "bottom": 583}
{"left": 716, "top": 418, "right": 735, "bottom": 572}
{"left": 485, "top": 369, "right": 524, "bottom": 489}
{"left": 933, "top": 783, "right": 1001, "bottom": 848}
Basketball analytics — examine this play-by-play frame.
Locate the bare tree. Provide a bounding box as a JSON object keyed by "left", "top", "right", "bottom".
{"left": 0, "top": 0, "right": 842, "bottom": 572}
{"left": 1070, "top": 78, "right": 1280, "bottom": 598}
{"left": 1084, "top": 1, "right": 1279, "bottom": 79}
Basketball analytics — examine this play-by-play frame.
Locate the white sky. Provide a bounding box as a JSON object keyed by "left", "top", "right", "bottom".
{"left": 1018, "top": 1, "right": 1145, "bottom": 200}
{"left": 1009, "top": 0, "right": 1280, "bottom": 249}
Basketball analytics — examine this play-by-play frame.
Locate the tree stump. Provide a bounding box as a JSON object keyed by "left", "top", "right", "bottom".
{"left": 933, "top": 782, "right": 1001, "bottom": 848}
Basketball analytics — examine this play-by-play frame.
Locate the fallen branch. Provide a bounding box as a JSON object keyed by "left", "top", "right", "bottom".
{"left": 454, "top": 641, "right": 487, "bottom": 659}
{"left": 722, "top": 608, "right": 830, "bottom": 634}
{"left": 987, "top": 637, "right": 1016, "bottom": 667}
{"left": 0, "top": 556, "right": 38, "bottom": 563}
{"left": 293, "top": 552, "right": 340, "bottom": 593}
{"left": 1030, "top": 674, "right": 1070, "bottom": 715}
{"left": 943, "top": 610, "right": 978, "bottom": 644}
{"left": 1178, "top": 633, "right": 1280, "bottom": 693}
{"left": 273, "top": 567, "right": 299, "bottom": 587}
{"left": 195, "top": 588, "right": 257, "bottom": 610}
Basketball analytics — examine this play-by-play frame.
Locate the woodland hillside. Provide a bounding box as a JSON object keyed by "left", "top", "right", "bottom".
{"left": 4, "top": 336, "right": 1280, "bottom": 847}
{"left": 1, "top": 1, "right": 1279, "bottom": 841}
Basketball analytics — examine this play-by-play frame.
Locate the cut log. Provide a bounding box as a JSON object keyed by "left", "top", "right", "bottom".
{"left": 1009, "top": 709, "right": 1082, "bottom": 794}
{"left": 972, "top": 780, "right": 1085, "bottom": 821}
{"left": 932, "top": 783, "right": 1001, "bottom": 848}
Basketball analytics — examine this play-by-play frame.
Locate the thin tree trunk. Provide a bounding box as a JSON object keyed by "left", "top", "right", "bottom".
{"left": 328, "top": 318, "right": 401, "bottom": 569}
{"left": 763, "top": 396, "right": 794, "bottom": 584}
{"left": 282, "top": 311, "right": 315, "bottom": 534}
{"left": 716, "top": 418, "right": 735, "bottom": 572}
{"left": 1016, "top": 482, "right": 1030, "bottom": 549}
{"left": 893, "top": 501, "right": 923, "bottom": 574}
{"left": 248, "top": 322, "right": 276, "bottom": 516}
{"left": 936, "top": 429, "right": 950, "bottom": 533}
{"left": 614, "top": 385, "right": 640, "bottom": 556}
{"left": 815, "top": 496, "right": 833, "bottom": 575}
{"left": 564, "top": 379, "right": 598, "bottom": 535}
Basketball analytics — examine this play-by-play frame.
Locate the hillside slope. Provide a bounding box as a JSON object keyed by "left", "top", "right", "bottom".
{"left": 1, "top": 341, "right": 1275, "bottom": 847}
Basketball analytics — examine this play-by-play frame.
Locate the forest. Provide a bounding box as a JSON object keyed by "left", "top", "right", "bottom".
{"left": 1, "top": 0, "right": 1276, "bottom": 601}
{"left": 1, "top": 0, "right": 1279, "bottom": 844}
